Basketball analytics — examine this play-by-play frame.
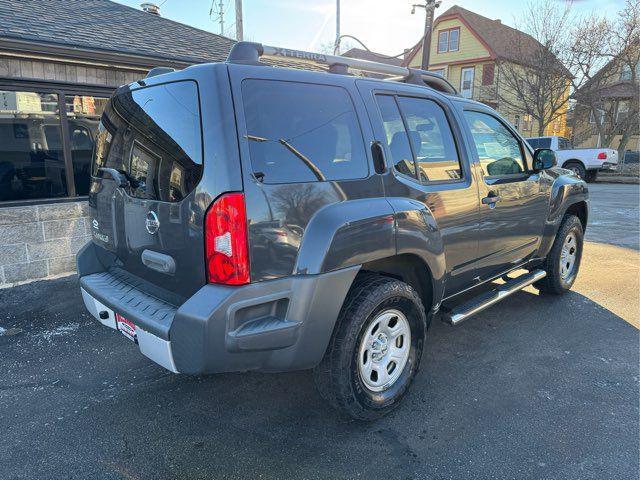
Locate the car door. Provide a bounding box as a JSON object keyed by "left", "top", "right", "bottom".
{"left": 357, "top": 81, "right": 481, "bottom": 296}
{"left": 462, "top": 108, "right": 548, "bottom": 281}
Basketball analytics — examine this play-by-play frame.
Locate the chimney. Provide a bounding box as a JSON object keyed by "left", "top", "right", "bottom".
{"left": 495, "top": 19, "right": 501, "bottom": 23}
{"left": 141, "top": 2, "right": 160, "bottom": 15}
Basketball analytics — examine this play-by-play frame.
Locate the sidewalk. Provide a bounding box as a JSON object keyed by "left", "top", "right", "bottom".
{"left": 596, "top": 174, "right": 640, "bottom": 184}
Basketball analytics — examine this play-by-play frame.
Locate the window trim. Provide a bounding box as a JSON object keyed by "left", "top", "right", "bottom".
{"left": 437, "top": 27, "right": 461, "bottom": 53}
{"left": 0, "top": 80, "right": 114, "bottom": 206}
{"left": 437, "top": 30, "right": 449, "bottom": 54}
{"left": 448, "top": 27, "right": 460, "bottom": 52}
{"left": 375, "top": 92, "right": 466, "bottom": 187}
{"left": 463, "top": 107, "right": 532, "bottom": 180}
{"left": 460, "top": 66, "right": 475, "bottom": 99}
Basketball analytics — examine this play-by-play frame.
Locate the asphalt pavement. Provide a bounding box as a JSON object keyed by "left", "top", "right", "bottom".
{"left": 1, "top": 184, "right": 638, "bottom": 480}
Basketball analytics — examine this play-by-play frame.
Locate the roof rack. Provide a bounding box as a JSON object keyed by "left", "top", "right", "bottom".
{"left": 226, "top": 41, "right": 457, "bottom": 95}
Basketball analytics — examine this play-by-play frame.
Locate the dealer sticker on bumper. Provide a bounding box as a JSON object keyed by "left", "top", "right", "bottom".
{"left": 115, "top": 313, "right": 137, "bottom": 342}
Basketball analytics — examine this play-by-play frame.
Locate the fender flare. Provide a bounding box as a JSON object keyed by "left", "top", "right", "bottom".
{"left": 538, "top": 173, "right": 589, "bottom": 258}
{"left": 294, "top": 196, "right": 446, "bottom": 306}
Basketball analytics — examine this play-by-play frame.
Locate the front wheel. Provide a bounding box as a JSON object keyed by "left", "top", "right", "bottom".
{"left": 313, "top": 274, "right": 426, "bottom": 420}
{"left": 535, "top": 214, "right": 584, "bottom": 294}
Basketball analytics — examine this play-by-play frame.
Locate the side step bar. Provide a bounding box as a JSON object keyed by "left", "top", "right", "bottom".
{"left": 441, "top": 269, "right": 547, "bottom": 325}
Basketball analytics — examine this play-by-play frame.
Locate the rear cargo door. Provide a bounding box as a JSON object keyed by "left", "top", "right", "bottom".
{"left": 88, "top": 79, "right": 207, "bottom": 298}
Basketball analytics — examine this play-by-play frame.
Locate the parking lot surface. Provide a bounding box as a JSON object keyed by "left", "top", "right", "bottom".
{"left": 1, "top": 184, "right": 638, "bottom": 480}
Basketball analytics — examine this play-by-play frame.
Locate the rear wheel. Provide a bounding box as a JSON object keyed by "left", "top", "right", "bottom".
{"left": 564, "top": 161, "right": 586, "bottom": 180}
{"left": 313, "top": 274, "right": 426, "bottom": 420}
{"left": 535, "top": 214, "right": 584, "bottom": 294}
{"left": 584, "top": 170, "right": 598, "bottom": 183}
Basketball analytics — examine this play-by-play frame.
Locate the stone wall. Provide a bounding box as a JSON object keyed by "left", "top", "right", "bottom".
{"left": 0, "top": 201, "right": 91, "bottom": 287}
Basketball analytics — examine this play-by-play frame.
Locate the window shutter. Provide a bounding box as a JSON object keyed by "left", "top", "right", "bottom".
{"left": 482, "top": 63, "right": 495, "bottom": 85}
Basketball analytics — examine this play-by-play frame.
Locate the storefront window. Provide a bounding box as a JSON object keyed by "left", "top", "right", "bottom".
{"left": 0, "top": 90, "right": 66, "bottom": 202}
{"left": 65, "top": 95, "right": 109, "bottom": 195}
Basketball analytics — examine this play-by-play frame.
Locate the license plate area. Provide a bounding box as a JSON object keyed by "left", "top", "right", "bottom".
{"left": 115, "top": 313, "right": 137, "bottom": 343}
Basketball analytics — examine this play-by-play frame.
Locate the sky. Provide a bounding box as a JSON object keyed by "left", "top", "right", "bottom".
{"left": 113, "top": 0, "right": 626, "bottom": 56}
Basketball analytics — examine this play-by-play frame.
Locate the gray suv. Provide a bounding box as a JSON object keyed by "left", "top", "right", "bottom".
{"left": 77, "top": 42, "right": 588, "bottom": 420}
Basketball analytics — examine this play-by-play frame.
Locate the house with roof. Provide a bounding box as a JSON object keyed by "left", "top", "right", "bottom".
{"left": 571, "top": 44, "right": 639, "bottom": 154}
{"left": 403, "top": 5, "right": 571, "bottom": 138}
{"left": 0, "top": 0, "right": 314, "bottom": 287}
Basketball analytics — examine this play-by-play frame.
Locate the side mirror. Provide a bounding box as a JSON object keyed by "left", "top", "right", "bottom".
{"left": 533, "top": 148, "right": 557, "bottom": 171}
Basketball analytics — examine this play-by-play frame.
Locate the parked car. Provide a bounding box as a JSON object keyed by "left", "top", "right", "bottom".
{"left": 623, "top": 150, "right": 639, "bottom": 164}
{"left": 526, "top": 136, "right": 618, "bottom": 182}
{"left": 77, "top": 42, "right": 589, "bottom": 420}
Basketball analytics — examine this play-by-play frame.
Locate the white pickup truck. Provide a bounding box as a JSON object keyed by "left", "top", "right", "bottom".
{"left": 526, "top": 136, "right": 618, "bottom": 182}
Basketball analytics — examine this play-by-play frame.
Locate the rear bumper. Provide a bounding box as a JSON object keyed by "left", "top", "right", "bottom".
{"left": 77, "top": 243, "right": 358, "bottom": 374}
{"left": 598, "top": 162, "right": 618, "bottom": 172}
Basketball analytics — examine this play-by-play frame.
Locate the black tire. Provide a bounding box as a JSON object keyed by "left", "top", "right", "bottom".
{"left": 584, "top": 170, "right": 598, "bottom": 183}
{"left": 535, "top": 215, "right": 584, "bottom": 294}
{"left": 313, "top": 274, "right": 427, "bottom": 420}
{"left": 564, "top": 161, "right": 586, "bottom": 180}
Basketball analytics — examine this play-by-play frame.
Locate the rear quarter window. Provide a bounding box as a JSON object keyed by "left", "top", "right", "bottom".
{"left": 241, "top": 79, "right": 368, "bottom": 184}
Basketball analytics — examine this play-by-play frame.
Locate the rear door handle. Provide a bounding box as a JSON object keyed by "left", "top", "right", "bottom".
{"left": 482, "top": 192, "right": 502, "bottom": 207}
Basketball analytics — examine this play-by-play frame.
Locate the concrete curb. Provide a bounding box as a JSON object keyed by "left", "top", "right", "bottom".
{"left": 596, "top": 176, "right": 640, "bottom": 185}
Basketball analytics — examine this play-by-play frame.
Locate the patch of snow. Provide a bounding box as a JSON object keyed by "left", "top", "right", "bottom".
{"left": 36, "top": 323, "right": 81, "bottom": 342}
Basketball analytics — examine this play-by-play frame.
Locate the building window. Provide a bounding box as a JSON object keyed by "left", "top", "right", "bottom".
{"left": 589, "top": 108, "right": 604, "bottom": 125}
{"left": 65, "top": 95, "right": 109, "bottom": 196}
{"left": 0, "top": 88, "right": 109, "bottom": 203}
{"left": 449, "top": 28, "right": 460, "bottom": 51}
{"left": 460, "top": 67, "right": 475, "bottom": 99}
{"left": 0, "top": 90, "right": 66, "bottom": 202}
{"left": 619, "top": 63, "right": 639, "bottom": 81}
{"left": 437, "top": 28, "right": 460, "bottom": 53}
{"left": 482, "top": 63, "right": 495, "bottom": 85}
{"left": 616, "top": 101, "right": 630, "bottom": 122}
{"left": 430, "top": 68, "right": 446, "bottom": 78}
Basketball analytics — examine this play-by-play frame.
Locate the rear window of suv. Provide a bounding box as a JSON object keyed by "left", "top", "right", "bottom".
{"left": 241, "top": 80, "right": 368, "bottom": 184}
{"left": 92, "top": 80, "right": 202, "bottom": 202}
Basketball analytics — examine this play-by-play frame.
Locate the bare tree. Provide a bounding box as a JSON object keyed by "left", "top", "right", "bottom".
{"left": 496, "top": 0, "right": 573, "bottom": 136}
{"left": 568, "top": 0, "right": 639, "bottom": 155}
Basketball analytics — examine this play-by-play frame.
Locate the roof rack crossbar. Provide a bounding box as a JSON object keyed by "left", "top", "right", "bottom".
{"left": 227, "top": 42, "right": 457, "bottom": 95}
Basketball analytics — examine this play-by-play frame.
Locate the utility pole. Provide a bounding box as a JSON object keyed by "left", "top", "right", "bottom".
{"left": 334, "top": 0, "right": 341, "bottom": 54}
{"left": 411, "top": 0, "right": 441, "bottom": 70}
{"left": 235, "top": 0, "right": 243, "bottom": 41}
{"left": 218, "top": 0, "right": 224, "bottom": 35}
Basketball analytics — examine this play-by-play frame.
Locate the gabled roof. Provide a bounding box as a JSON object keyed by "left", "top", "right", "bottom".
{"left": 0, "top": 0, "right": 324, "bottom": 72}
{"left": 342, "top": 48, "right": 404, "bottom": 67}
{"left": 0, "top": 0, "right": 236, "bottom": 65}
{"left": 403, "top": 5, "right": 569, "bottom": 75}
{"left": 575, "top": 44, "right": 640, "bottom": 100}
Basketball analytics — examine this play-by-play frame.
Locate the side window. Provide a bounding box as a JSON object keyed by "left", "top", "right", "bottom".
{"left": 464, "top": 111, "right": 525, "bottom": 176}
{"left": 396, "top": 97, "right": 462, "bottom": 182}
{"left": 527, "top": 138, "right": 540, "bottom": 149}
{"left": 242, "top": 80, "right": 368, "bottom": 184}
{"left": 558, "top": 137, "right": 572, "bottom": 150}
{"left": 376, "top": 95, "right": 416, "bottom": 178}
{"left": 539, "top": 138, "right": 552, "bottom": 149}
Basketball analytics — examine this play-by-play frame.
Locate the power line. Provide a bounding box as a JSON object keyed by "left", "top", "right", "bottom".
{"left": 334, "top": 34, "right": 423, "bottom": 60}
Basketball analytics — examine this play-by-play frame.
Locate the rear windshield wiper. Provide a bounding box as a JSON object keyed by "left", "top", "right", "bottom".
{"left": 98, "top": 167, "right": 140, "bottom": 189}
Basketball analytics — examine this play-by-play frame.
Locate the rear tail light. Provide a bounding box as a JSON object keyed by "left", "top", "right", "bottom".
{"left": 597, "top": 152, "right": 607, "bottom": 160}
{"left": 204, "top": 193, "right": 250, "bottom": 285}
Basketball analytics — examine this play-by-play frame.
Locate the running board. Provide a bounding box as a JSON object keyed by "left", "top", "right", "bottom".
{"left": 441, "top": 269, "right": 547, "bottom": 325}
